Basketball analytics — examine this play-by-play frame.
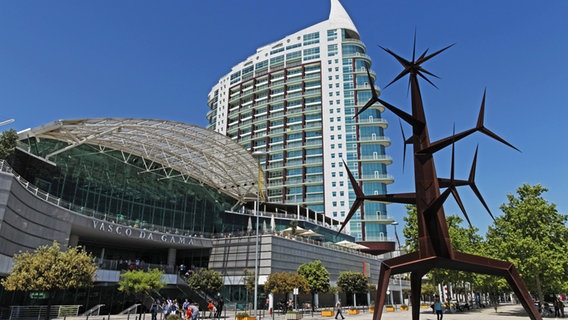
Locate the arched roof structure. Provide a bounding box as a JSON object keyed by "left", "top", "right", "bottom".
{"left": 17, "top": 118, "right": 261, "bottom": 202}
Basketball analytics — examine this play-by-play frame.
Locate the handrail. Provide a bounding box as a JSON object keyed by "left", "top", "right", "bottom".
{"left": 8, "top": 305, "right": 81, "bottom": 320}
{"left": 118, "top": 304, "right": 141, "bottom": 315}
{"left": 82, "top": 304, "right": 105, "bottom": 316}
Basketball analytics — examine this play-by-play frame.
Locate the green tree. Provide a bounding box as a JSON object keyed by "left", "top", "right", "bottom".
{"left": 297, "top": 260, "right": 330, "bottom": 309}
{"left": 403, "top": 204, "right": 484, "bottom": 296}
{"left": 186, "top": 268, "right": 223, "bottom": 295}
{"left": 420, "top": 282, "right": 436, "bottom": 302}
{"left": 336, "top": 271, "right": 368, "bottom": 306}
{"left": 485, "top": 184, "right": 568, "bottom": 302}
{"left": 118, "top": 267, "right": 165, "bottom": 318}
{"left": 0, "top": 129, "right": 18, "bottom": 160}
{"left": 1, "top": 241, "right": 97, "bottom": 320}
{"left": 118, "top": 268, "right": 165, "bottom": 297}
{"left": 243, "top": 268, "right": 255, "bottom": 293}
{"left": 402, "top": 205, "right": 419, "bottom": 252}
{"left": 264, "top": 272, "right": 309, "bottom": 296}
{"left": 243, "top": 268, "right": 256, "bottom": 303}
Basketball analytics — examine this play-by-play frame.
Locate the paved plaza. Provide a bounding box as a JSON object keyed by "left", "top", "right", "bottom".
{"left": 53, "top": 304, "right": 542, "bottom": 320}
{"left": 254, "top": 304, "right": 538, "bottom": 320}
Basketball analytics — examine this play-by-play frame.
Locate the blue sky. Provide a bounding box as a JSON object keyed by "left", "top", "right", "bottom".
{"left": 1, "top": 1, "right": 567, "bottom": 235}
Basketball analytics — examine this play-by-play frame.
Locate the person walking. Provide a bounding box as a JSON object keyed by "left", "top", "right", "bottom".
{"left": 183, "top": 299, "right": 190, "bottom": 315}
{"left": 150, "top": 299, "right": 159, "bottom": 320}
{"left": 335, "top": 299, "right": 344, "bottom": 320}
{"left": 216, "top": 297, "right": 224, "bottom": 318}
{"left": 189, "top": 302, "right": 199, "bottom": 320}
{"left": 434, "top": 296, "right": 444, "bottom": 320}
{"left": 555, "top": 298, "right": 563, "bottom": 318}
{"left": 208, "top": 300, "right": 217, "bottom": 318}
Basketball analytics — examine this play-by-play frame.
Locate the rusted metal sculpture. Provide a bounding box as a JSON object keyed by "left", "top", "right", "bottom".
{"left": 340, "top": 40, "right": 541, "bottom": 320}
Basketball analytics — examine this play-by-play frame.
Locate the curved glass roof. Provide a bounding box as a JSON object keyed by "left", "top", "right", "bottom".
{"left": 17, "top": 118, "right": 262, "bottom": 202}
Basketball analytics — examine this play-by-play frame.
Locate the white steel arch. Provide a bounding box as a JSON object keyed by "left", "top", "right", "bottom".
{"left": 18, "top": 118, "right": 261, "bottom": 202}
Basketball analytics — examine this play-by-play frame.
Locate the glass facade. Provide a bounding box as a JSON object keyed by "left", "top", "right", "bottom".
{"left": 13, "top": 139, "right": 237, "bottom": 235}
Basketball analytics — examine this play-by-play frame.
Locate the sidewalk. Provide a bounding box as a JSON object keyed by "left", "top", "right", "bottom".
{"left": 258, "top": 304, "right": 534, "bottom": 320}
{"left": 53, "top": 305, "right": 535, "bottom": 320}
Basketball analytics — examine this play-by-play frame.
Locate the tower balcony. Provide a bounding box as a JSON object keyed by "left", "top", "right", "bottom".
{"left": 349, "top": 215, "right": 395, "bottom": 224}
{"left": 357, "top": 136, "right": 391, "bottom": 146}
{"left": 355, "top": 118, "right": 388, "bottom": 128}
{"left": 355, "top": 101, "right": 384, "bottom": 113}
{"left": 358, "top": 174, "right": 395, "bottom": 184}
{"left": 357, "top": 155, "right": 393, "bottom": 164}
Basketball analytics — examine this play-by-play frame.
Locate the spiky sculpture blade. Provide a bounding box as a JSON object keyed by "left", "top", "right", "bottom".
{"left": 344, "top": 40, "right": 540, "bottom": 320}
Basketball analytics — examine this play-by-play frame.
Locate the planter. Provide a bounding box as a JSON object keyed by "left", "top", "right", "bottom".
{"left": 285, "top": 313, "right": 302, "bottom": 320}
{"left": 321, "top": 310, "right": 333, "bottom": 317}
{"left": 347, "top": 310, "right": 359, "bottom": 315}
{"left": 369, "top": 307, "right": 375, "bottom": 313}
{"left": 421, "top": 305, "right": 430, "bottom": 309}
{"left": 400, "top": 305, "right": 409, "bottom": 311}
{"left": 385, "top": 306, "right": 395, "bottom": 312}
{"left": 236, "top": 317, "right": 256, "bottom": 320}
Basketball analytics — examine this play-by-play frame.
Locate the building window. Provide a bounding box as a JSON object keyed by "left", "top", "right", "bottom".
{"left": 303, "top": 32, "right": 320, "bottom": 46}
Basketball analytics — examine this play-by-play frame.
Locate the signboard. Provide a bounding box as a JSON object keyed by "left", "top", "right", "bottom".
{"left": 30, "top": 292, "right": 48, "bottom": 299}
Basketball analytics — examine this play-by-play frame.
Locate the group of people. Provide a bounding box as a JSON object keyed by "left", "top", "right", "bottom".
{"left": 537, "top": 299, "right": 565, "bottom": 317}
{"left": 119, "top": 258, "right": 146, "bottom": 271}
{"left": 277, "top": 298, "right": 294, "bottom": 313}
{"left": 150, "top": 296, "right": 225, "bottom": 320}
{"left": 179, "top": 264, "right": 195, "bottom": 279}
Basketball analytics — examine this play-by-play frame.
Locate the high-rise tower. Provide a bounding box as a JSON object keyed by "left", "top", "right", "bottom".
{"left": 206, "top": 0, "right": 393, "bottom": 242}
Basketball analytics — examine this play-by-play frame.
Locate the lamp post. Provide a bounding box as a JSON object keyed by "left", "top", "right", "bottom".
{"left": 392, "top": 221, "right": 403, "bottom": 305}
{"left": 251, "top": 150, "right": 267, "bottom": 317}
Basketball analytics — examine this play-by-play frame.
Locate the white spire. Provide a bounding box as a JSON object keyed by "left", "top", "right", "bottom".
{"left": 328, "top": 0, "right": 358, "bottom": 33}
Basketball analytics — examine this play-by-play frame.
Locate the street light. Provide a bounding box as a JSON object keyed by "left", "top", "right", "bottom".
{"left": 251, "top": 150, "right": 267, "bottom": 317}
{"left": 392, "top": 221, "right": 403, "bottom": 305}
